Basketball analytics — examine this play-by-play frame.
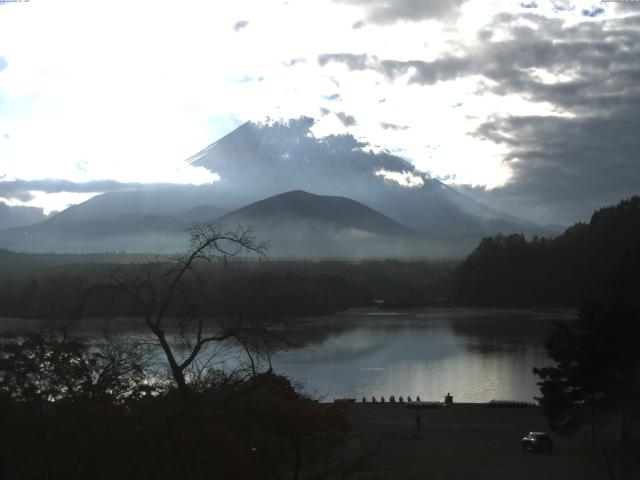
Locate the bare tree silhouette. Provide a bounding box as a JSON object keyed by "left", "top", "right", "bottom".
{"left": 86, "top": 222, "right": 284, "bottom": 396}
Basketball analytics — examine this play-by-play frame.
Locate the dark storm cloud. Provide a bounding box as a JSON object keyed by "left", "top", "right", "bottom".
{"left": 319, "top": 14, "right": 634, "bottom": 95}
{"left": 380, "top": 122, "right": 409, "bottom": 131}
{"left": 233, "top": 20, "right": 249, "bottom": 32}
{"left": 467, "top": 14, "right": 640, "bottom": 223}
{"left": 318, "top": 13, "right": 640, "bottom": 224}
{"left": 319, "top": 14, "right": 639, "bottom": 107}
{"left": 335, "top": 111, "right": 357, "bottom": 127}
{"left": 464, "top": 111, "right": 640, "bottom": 224}
{"left": 0, "top": 202, "right": 48, "bottom": 230}
{"left": 0, "top": 179, "right": 181, "bottom": 202}
{"left": 332, "top": 0, "right": 467, "bottom": 24}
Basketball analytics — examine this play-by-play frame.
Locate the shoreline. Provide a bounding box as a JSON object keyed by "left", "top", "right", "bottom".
{"left": 0, "top": 305, "right": 578, "bottom": 325}
{"left": 346, "top": 403, "right": 606, "bottom": 479}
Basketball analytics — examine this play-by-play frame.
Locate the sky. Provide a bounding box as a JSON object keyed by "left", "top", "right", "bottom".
{"left": 0, "top": 0, "right": 639, "bottom": 227}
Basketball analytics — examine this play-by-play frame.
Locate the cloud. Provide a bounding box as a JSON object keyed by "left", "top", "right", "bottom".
{"left": 551, "top": 1, "right": 575, "bottom": 13}
{"left": 283, "top": 57, "right": 306, "bottom": 67}
{"left": 381, "top": 56, "right": 473, "bottom": 84}
{"left": 332, "top": 0, "right": 467, "bottom": 24}
{"left": 375, "top": 169, "right": 424, "bottom": 188}
{"left": 0, "top": 56, "right": 7, "bottom": 73}
{"left": 323, "top": 93, "right": 341, "bottom": 101}
{"left": 581, "top": 7, "right": 604, "bottom": 17}
{"left": 462, "top": 14, "right": 640, "bottom": 224}
{"left": 468, "top": 110, "right": 640, "bottom": 224}
{"left": 318, "top": 53, "right": 370, "bottom": 70}
{"left": 1, "top": 0, "right": 636, "bottom": 226}
{"left": 230, "top": 75, "right": 264, "bottom": 84}
{"left": 318, "top": 52, "right": 473, "bottom": 84}
{"left": 318, "top": 14, "right": 638, "bottom": 102}
{"left": 0, "top": 201, "right": 47, "bottom": 230}
{"left": 380, "top": 122, "right": 409, "bottom": 131}
{"left": 317, "top": 12, "right": 640, "bottom": 224}
{"left": 335, "top": 111, "right": 357, "bottom": 127}
{"left": 352, "top": 20, "right": 365, "bottom": 29}
{"left": 0, "top": 179, "right": 194, "bottom": 202}
{"left": 233, "top": 20, "right": 249, "bottom": 32}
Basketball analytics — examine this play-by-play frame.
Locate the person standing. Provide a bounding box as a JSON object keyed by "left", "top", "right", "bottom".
{"left": 415, "top": 414, "right": 422, "bottom": 433}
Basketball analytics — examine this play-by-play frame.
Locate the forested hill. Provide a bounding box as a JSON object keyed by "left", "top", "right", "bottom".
{"left": 454, "top": 196, "right": 640, "bottom": 307}
{"left": 0, "top": 249, "right": 160, "bottom": 277}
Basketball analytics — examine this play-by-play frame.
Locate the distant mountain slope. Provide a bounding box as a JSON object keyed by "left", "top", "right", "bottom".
{"left": 220, "top": 190, "right": 417, "bottom": 238}
{"left": 30, "top": 118, "right": 546, "bottom": 241}
{"left": 46, "top": 186, "right": 227, "bottom": 224}
{"left": 454, "top": 196, "right": 640, "bottom": 306}
{"left": 215, "top": 190, "right": 470, "bottom": 258}
{"left": 188, "top": 118, "right": 545, "bottom": 237}
{"left": 180, "top": 204, "right": 227, "bottom": 223}
{"left": 0, "top": 202, "right": 228, "bottom": 253}
{"left": 0, "top": 190, "right": 475, "bottom": 257}
{"left": 1, "top": 118, "right": 551, "bottom": 256}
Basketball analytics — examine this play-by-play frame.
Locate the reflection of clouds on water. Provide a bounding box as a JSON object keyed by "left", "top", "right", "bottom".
{"left": 11, "top": 308, "right": 557, "bottom": 403}
{"left": 271, "top": 309, "right": 553, "bottom": 402}
{"left": 275, "top": 328, "right": 386, "bottom": 364}
{"left": 276, "top": 323, "right": 460, "bottom": 365}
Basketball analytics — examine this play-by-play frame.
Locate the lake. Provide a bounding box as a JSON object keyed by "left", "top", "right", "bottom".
{"left": 1, "top": 307, "right": 573, "bottom": 403}
{"left": 267, "top": 308, "right": 572, "bottom": 403}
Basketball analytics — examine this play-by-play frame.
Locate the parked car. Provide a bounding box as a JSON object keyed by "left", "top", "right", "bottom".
{"left": 521, "top": 432, "right": 554, "bottom": 453}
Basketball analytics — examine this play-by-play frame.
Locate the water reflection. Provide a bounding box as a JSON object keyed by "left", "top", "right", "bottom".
{"left": 270, "top": 308, "right": 564, "bottom": 402}
{"left": 1, "top": 308, "right": 569, "bottom": 403}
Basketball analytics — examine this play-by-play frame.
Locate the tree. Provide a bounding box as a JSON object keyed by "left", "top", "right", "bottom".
{"left": 227, "top": 372, "right": 350, "bottom": 480}
{"left": 534, "top": 300, "right": 640, "bottom": 479}
{"left": 0, "top": 332, "right": 150, "bottom": 404}
{"left": 88, "top": 222, "right": 273, "bottom": 396}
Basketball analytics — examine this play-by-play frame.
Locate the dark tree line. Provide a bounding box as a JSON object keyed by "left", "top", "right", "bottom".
{"left": 0, "top": 256, "right": 456, "bottom": 319}
{"left": 455, "top": 196, "right": 640, "bottom": 307}
{"left": 0, "top": 269, "right": 373, "bottom": 320}
{"left": 533, "top": 255, "right": 640, "bottom": 479}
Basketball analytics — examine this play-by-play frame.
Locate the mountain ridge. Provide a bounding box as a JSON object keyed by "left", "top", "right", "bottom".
{"left": 0, "top": 190, "right": 445, "bottom": 256}
{"left": 218, "top": 189, "right": 420, "bottom": 238}
{"left": 0, "top": 118, "right": 553, "bottom": 256}
{"left": 188, "top": 118, "right": 546, "bottom": 237}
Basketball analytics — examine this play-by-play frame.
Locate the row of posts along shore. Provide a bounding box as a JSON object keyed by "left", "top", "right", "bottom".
{"left": 336, "top": 393, "right": 455, "bottom": 405}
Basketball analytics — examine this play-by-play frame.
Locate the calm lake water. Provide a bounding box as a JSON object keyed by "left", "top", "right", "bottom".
{"left": 267, "top": 308, "right": 571, "bottom": 403}
{"left": 2, "top": 307, "right": 573, "bottom": 403}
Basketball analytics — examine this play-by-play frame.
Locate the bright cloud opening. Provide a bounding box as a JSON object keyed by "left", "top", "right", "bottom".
{"left": 375, "top": 169, "right": 425, "bottom": 188}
